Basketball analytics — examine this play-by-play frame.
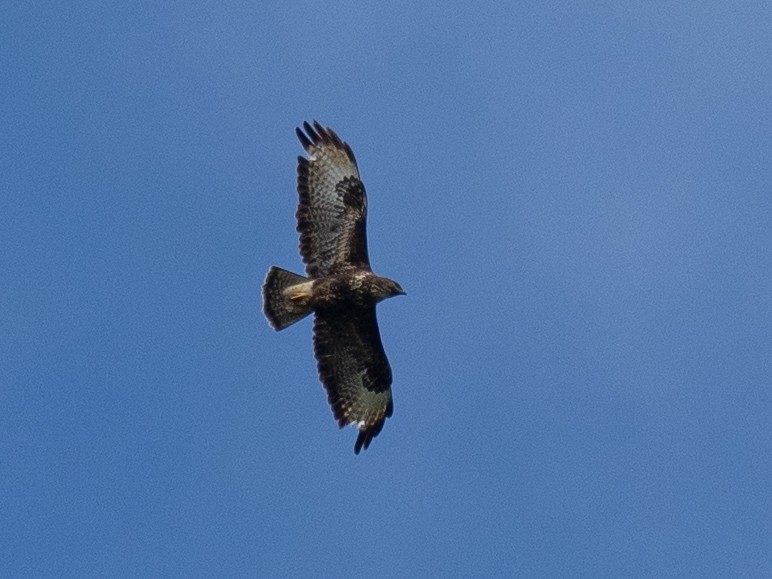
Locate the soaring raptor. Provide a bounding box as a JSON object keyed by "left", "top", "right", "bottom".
{"left": 263, "top": 121, "right": 405, "bottom": 453}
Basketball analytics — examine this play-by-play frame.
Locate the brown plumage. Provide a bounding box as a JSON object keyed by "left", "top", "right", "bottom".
{"left": 262, "top": 122, "right": 405, "bottom": 454}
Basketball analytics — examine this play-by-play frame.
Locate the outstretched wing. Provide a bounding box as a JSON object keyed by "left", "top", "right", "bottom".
{"left": 313, "top": 308, "right": 394, "bottom": 454}
{"left": 296, "top": 121, "right": 370, "bottom": 278}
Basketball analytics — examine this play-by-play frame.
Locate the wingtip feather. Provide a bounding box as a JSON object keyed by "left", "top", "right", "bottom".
{"left": 304, "top": 120, "right": 319, "bottom": 142}
{"left": 296, "top": 127, "right": 311, "bottom": 151}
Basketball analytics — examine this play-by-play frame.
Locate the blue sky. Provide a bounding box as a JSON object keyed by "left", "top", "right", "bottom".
{"left": 3, "top": 2, "right": 771, "bottom": 576}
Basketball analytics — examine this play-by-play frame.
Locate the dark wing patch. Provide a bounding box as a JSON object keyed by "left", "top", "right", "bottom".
{"left": 313, "top": 307, "right": 394, "bottom": 454}
{"left": 296, "top": 121, "right": 370, "bottom": 278}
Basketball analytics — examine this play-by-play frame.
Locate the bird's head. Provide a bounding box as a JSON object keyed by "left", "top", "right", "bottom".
{"left": 389, "top": 280, "right": 406, "bottom": 297}
{"left": 376, "top": 277, "right": 406, "bottom": 301}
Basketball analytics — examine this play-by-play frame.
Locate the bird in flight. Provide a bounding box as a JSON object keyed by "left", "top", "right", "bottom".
{"left": 263, "top": 121, "right": 405, "bottom": 453}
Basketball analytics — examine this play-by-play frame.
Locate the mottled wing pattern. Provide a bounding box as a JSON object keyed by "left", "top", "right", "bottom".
{"left": 313, "top": 307, "right": 394, "bottom": 454}
{"left": 296, "top": 121, "right": 370, "bottom": 278}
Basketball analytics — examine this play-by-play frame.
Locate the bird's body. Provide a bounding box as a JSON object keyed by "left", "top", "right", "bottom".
{"left": 262, "top": 122, "right": 404, "bottom": 453}
{"left": 310, "top": 269, "right": 402, "bottom": 309}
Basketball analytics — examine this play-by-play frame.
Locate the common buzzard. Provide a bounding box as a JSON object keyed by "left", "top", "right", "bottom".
{"left": 263, "top": 121, "right": 405, "bottom": 453}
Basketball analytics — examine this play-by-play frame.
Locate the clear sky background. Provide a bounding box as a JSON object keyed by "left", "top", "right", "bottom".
{"left": 3, "top": 2, "right": 771, "bottom": 577}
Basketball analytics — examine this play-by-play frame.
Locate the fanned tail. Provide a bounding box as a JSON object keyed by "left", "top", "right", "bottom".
{"left": 262, "top": 267, "right": 313, "bottom": 330}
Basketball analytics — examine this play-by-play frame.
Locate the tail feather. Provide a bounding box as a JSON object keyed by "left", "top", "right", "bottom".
{"left": 262, "top": 266, "right": 313, "bottom": 330}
